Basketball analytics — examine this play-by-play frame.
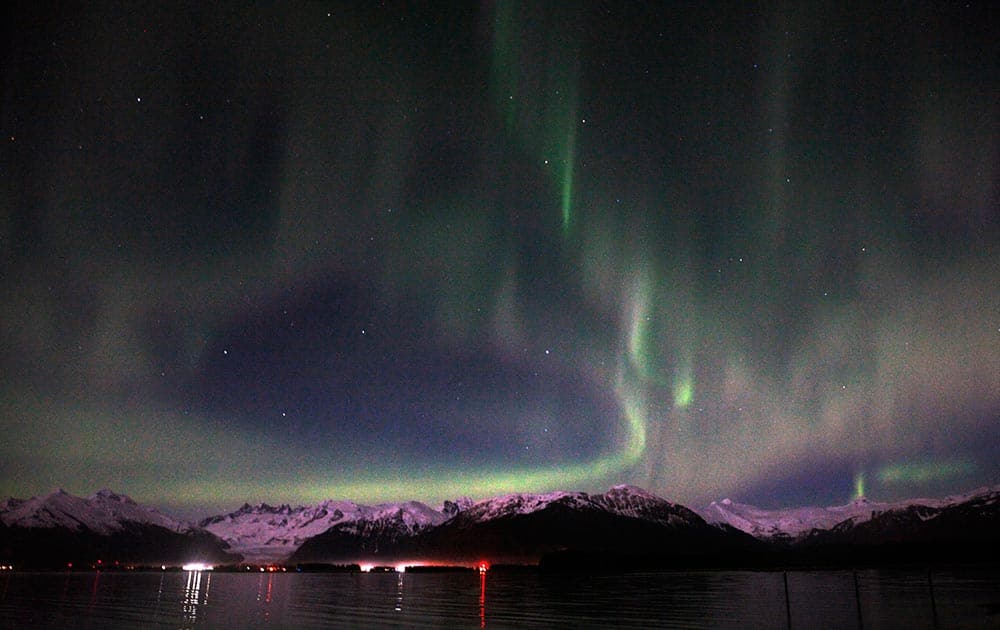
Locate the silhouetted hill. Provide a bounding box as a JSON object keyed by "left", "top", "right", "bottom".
{"left": 0, "top": 522, "right": 240, "bottom": 569}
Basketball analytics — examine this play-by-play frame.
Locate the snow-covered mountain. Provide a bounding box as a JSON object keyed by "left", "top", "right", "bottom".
{"left": 0, "top": 488, "right": 189, "bottom": 535}
{"left": 594, "top": 484, "right": 705, "bottom": 527}
{"left": 452, "top": 490, "right": 598, "bottom": 524}
{"left": 700, "top": 486, "right": 1000, "bottom": 542}
{"left": 290, "top": 484, "right": 749, "bottom": 565}
{"left": 209, "top": 486, "right": 703, "bottom": 564}
{"left": 6, "top": 484, "right": 997, "bottom": 568}
{"left": 200, "top": 499, "right": 449, "bottom": 563}
{"left": 0, "top": 489, "right": 237, "bottom": 568}
{"left": 452, "top": 485, "right": 704, "bottom": 529}
{"left": 440, "top": 497, "right": 473, "bottom": 518}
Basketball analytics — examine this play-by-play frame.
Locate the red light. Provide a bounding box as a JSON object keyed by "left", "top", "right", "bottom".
{"left": 478, "top": 561, "right": 489, "bottom": 573}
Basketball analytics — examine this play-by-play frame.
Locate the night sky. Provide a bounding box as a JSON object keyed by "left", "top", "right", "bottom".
{"left": 2, "top": 2, "right": 998, "bottom": 519}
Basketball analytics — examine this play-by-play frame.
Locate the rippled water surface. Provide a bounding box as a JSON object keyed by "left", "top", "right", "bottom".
{"left": 1, "top": 567, "right": 997, "bottom": 628}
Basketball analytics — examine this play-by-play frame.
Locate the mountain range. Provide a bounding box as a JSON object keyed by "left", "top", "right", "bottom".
{"left": 2, "top": 484, "right": 997, "bottom": 569}
{"left": 289, "top": 485, "right": 753, "bottom": 566}
{"left": 702, "top": 487, "right": 1000, "bottom": 541}
{"left": 0, "top": 489, "right": 239, "bottom": 568}
{"left": 199, "top": 498, "right": 455, "bottom": 563}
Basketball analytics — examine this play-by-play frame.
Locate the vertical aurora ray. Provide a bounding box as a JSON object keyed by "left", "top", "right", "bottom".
{"left": 560, "top": 121, "right": 576, "bottom": 237}
{"left": 673, "top": 359, "right": 694, "bottom": 408}
{"left": 614, "top": 365, "right": 650, "bottom": 466}
{"left": 627, "top": 269, "right": 653, "bottom": 380}
{"left": 853, "top": 471, "right": 866, "bottom": 500}
{"left": 626, "top": 263, "right": 697, "bottom": 409}
{"left": 487, "top": 1, "right": 581, "bottom": 237}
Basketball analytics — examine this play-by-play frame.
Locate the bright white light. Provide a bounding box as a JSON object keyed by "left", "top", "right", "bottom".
{"left": 182, "top": 562, "right": 213, "bottom": 571}
{"left": 395, "top": 564, "right": 407, "bottom": 573}
{"left": 360, "top": 564, "right": 374, "bottom": 573}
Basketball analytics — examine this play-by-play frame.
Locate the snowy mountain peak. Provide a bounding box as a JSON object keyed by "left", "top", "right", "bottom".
{"left": 458, "top": 490, "right": 597, "bottom": 523}
{"left": 199, "top": 498, "right": 448, "bottom": 563}
{"left": 450, "top": 486, "right": 701, "bottom": 529}
{"left": 90, "top": 488, "right": 135, "bottom": 504}
{"left": 601, "top": 485, "right": 676, "bottom": 506}
{"left": 595, "top": 485, "right": 703, "bottom": 527}
{"left": 0, "top": 489, "right": 189, "bottom": 535}
{"left": 700, "top": 496, "right": 882, "bottom": 540}
{"left": 605, "top": 484, "right": 659, "bottom": 500}
{"left": 440, "top": 497, "right": 474, "bottom": 518}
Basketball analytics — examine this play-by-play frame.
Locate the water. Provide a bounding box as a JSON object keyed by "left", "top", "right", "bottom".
{"left": 1, "top": 568, "right": 997, "bottom": 628}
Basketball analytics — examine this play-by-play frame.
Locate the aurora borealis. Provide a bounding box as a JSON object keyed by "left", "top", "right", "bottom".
{"left": 2, "top": 2, "right": 997, "bottom": 518}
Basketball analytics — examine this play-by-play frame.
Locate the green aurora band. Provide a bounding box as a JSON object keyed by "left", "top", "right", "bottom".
{"left": 877, "top": 460, "right": 976, "bottom": 485}
{"left": 173, "top": 367, "right": 649, "bottom": 506}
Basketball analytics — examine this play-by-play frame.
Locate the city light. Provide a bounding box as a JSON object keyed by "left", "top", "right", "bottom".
{"left": 182, "top": 562, "right": 214, "bottom": 571}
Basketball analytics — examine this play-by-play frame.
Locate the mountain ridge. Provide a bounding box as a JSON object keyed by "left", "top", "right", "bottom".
{"left": 0, "top": 488, "right": 191, "bottom": 535}
{"left": 3, "top": 484, "right": 998, "bottom": 567}
{"left": 288, "top": 484, "right": 751, "bottom": 565}
{"left": 0, "top": 489, "right": 238, "bottom": 569}
{"left": 700, "top": 485, "right": 1000, "bottom": 542}
{"left": 199, "top": 498, "right": 448, "bottom": 563}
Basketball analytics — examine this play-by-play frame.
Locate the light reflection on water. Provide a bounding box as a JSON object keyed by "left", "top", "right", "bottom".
{"left": 0, "top": 568, "right": 997, "bottom": 628}
{"left": 396, "top": 572, "right": 404, "bottom": 613}
{"left": 181, "top": 569, "right": 212, "bottom": 628}
{"left": 479, "top": 570, "right": 486, "bottom": 628}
